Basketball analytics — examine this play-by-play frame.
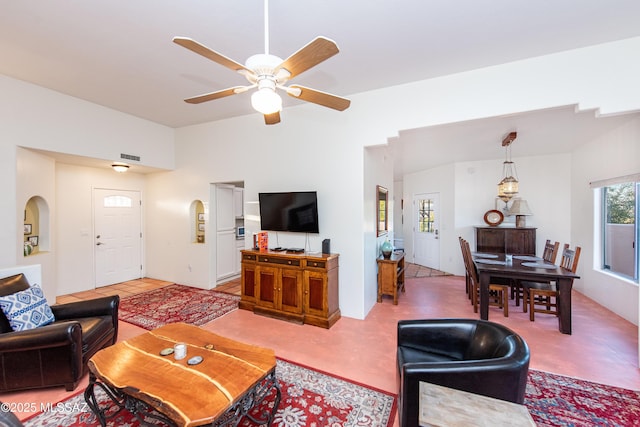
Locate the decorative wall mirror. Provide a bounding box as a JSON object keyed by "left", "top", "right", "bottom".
{"left": 376, "top": 185, "right": 388, "bottom": 236}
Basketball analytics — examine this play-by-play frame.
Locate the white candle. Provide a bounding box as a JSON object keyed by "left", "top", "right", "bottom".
{"left": 174, "top": 343, "right": 187, "bottom": 360}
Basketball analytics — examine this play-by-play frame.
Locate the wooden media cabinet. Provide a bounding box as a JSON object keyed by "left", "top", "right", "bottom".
{"left": 239, "top": 249, "right": 340, "bottom": 328}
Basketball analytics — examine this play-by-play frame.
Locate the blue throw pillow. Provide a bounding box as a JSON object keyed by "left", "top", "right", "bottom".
{"left": 0, "top": 283, "right": 55, "bottom": 331}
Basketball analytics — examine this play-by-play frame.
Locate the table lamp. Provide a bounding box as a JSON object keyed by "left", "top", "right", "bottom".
{"left": 509, "top": 199, "right": 532, "bottom": 227}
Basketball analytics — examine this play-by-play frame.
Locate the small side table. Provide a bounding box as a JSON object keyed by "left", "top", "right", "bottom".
{"left": 419, "top": 381, "right": 535, "bottom": 426}
{"left": 377, "top": 252, "right": 405, "bottom": 304}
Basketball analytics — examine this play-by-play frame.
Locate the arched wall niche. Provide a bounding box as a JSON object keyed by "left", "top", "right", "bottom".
{"left": 190, "top": 200, "right": 205, "bottom": 243}
{"left": 23, "top": 195, "right": 50, "bottom": 256}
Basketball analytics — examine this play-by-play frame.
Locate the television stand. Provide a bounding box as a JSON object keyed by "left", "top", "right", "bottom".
{"left": 286, "top": 248, "right": 304, "bottom": 253}
{"left": 239, "top": 249, "right": 340, "bottom": 328}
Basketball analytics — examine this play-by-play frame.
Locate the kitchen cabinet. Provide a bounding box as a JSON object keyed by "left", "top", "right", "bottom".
{"left": 235, "top": 238, "right": 243, "bottom": 275}
{"left": 216, "top": 184, "right": 243, "bottom": 283}
{"left": 216, "top": 185, "right": 235, "bottom": 231}
{"left": 234, "top": 188, "right": 244, "bottom": 218}
{"left": 216, "top": 230, "right": 236, "bottom": 280}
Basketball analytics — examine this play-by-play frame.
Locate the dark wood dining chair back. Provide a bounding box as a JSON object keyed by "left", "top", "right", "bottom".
{"left": 560, "top": 245, "right": 581, "bottom": 273}
{"left": 526, "top": 244, "right": 581, "bottom": 321}
{"left": 460, "top": 238, "right": 509, "bottom": 317}
{"left": 542, "top": 240, "right": 561, "bottom": 264}
{"left": 459, "top": 237, "right": 472, "bottom": 298}
{"left": 515, "top": 239, "right": 560, "bottom": 308}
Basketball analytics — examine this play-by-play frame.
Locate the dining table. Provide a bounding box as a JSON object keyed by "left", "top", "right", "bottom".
{"left": 472, "top": 253, "right": 580, "bottom": 334}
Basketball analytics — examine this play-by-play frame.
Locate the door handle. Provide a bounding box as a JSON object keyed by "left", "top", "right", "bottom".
{"left": 96, "top": 242, "right": 104, "bottom": 246}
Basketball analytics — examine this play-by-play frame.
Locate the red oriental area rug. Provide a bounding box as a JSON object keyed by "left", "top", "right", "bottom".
{"left": 118, "top": 284, "right": 239, "bottom": 330}
{"left": 24, "top": 359, "right": 397, "bottom": 427}
{"left": 525, "top": 370, "right": 640, "bottom": 426}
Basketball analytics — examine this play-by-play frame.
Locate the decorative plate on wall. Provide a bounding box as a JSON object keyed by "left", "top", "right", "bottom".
{"left": 483, "top": 209, "right": 504, "bottom": 226}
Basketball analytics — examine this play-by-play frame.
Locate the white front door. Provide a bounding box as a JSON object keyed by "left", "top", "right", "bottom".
{"left": 413, "top": 193, "right": 440, "bottom": 269}
{"left": 94, "top": 189, "right": 142, "bottom": 287}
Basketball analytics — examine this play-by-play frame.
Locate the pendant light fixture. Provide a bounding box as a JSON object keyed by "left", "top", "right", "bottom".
{"left": 497, "top": 132, "right": 519, "bottom": 201}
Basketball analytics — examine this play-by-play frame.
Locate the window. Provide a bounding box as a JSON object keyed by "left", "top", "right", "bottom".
{"left": 601, "top": 181, "right": 638, "bottom": 281}
{"left": 103, "top": 195, "right": 133, "bottom": 208}
{"left": 417, "top": 198, "right": 435, "bottom": 233}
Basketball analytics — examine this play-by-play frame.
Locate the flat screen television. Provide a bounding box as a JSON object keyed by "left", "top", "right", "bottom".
{"left": 258, "top": 191, "right": 319, "bottom": 233}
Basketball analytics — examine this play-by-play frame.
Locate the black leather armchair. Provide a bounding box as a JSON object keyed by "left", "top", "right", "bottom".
{"left": 397, "top": 319, "right": 530, "bottom": 427}
{"left": 0, "top": 273, "right": 119, "bottom": 392}
{"left": 0, "top": 403, "right": 24, "bottom": 427}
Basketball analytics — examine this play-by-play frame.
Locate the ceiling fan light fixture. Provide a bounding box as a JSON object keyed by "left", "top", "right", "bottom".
{"left": 173, "top": 0, "right": 349, "bottom": 124}
{"left": 251, "top": 79, "right": 282, "bottom": 114}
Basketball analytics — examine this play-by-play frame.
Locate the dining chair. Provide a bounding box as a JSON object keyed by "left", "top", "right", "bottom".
{"left": 461, "top": 239, "right": 509, "bottom": 317}
{"left": 514, "top": 239, "right": 560, "bottom": 308}
{"left": 523, "top": 245, "right": 581, "bottom": 321}
{"left": 459, "top": 237, "right": 472, "bottom": 301}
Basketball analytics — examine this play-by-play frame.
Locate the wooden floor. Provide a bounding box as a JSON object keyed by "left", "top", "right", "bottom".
{"left": 6, "top": 265, "right": 639, "bottom": 424}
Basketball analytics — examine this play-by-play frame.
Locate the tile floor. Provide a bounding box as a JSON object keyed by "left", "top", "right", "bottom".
{"left": 5, "top": 266, "right": 639, "bottom": 425}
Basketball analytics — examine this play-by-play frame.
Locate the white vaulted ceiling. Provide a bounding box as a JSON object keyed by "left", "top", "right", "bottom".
{"left": 2, "top": 1, "right": 639, "bottom": 175}
{"left": 2, "top": 0, "right": 639, "bottom": 128}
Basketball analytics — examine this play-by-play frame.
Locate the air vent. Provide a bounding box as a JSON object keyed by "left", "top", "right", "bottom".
{"left": 120, "top": 153, "right": 141, "bottom": 162}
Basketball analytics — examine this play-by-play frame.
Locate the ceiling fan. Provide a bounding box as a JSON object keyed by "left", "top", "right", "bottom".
{"left": 173, "top": 0, "right": 351, "bottom": 125}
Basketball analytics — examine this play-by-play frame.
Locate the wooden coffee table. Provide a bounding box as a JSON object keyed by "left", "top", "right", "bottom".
{"left": 84, "top": 322, "right": 280, "bottom": 427}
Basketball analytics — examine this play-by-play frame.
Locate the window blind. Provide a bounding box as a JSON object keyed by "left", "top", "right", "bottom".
{"left": 589, "top": 173, "right": 640, "bottom": 189}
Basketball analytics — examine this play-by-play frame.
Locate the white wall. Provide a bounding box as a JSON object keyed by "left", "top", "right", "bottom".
{"left": 146, "top": 109, "right": 371, "bottom": 319}
{"left": 571, "top": 115, "right": 640, "bottom": 325}
{"left": 16, "top": 148, "right": 56, "bottom": 304}
{"left": 393, "top": 180, "right": 404, "bottom": 248}
{"left": 364, "top": 145, "right": 394, "bottom": 314}
{"left": 0, "top": 75, "right": 174, "bottom": 300}
{"left": 403, "top": 163, "right": 455, "bottom": 272}
{"left": 55, "top": 163, "right": 148, "bottom": 295}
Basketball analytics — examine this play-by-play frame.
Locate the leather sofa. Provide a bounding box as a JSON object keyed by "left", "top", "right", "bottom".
{"left": 397, "top": 318, "right": 530, "bottom": 427}
{"left": 0, "top": 402, "right": 24, "bottom": 427}
{"left": 0, "top": 273, "right": 119, "bottom": 392}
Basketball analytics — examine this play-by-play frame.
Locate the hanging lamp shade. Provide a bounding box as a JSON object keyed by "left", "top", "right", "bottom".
{"left": 497, "top": 182, "right": 512, "bottom": 202}
{"left": 497, "top": 132, "right": 519, "bottom": 199}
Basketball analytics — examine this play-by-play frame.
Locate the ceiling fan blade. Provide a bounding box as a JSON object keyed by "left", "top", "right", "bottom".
{"left": 286, "top": 85, "right": 351, "bottom": 111}
{"left": 173, "top": 37, "right": 253, "bottom": 75}
{"left": 264, "top": 111, "right": 281, "bottom": 125}
{"left": 275, "top": 36, "right": 339, "bottom": 79}
{"left": 184, "top": 86, "right": 247, "bottom": 104}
